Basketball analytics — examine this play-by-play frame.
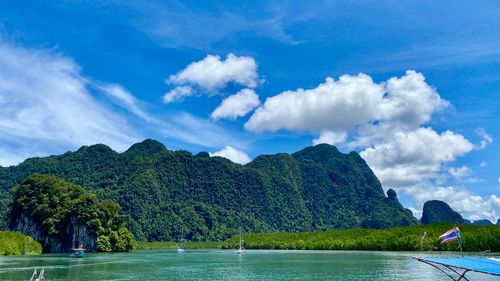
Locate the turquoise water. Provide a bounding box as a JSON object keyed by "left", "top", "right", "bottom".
{"left": 0, "top": 250, "right": 498, "bottom": 280}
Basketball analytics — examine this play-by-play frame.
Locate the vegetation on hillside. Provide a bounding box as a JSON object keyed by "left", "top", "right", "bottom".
{"left": 0, "top": 197, "right": 10, "bottom": 231}
{"left": 10, "top": 173, "right": 133, "bottom": 252}
{"left": 0, "top": 140, "right": 418, "bottom": 242}
{"left": 221, "top": 223, "right": 500, "bottom": 252}
{"left": 0, "top": 231, "right": 42, "bottom": 255}
{"left": 420, "top": 200, "right": 464, "bottom": 224}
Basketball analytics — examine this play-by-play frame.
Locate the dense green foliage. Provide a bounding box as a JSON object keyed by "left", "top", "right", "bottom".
{"left": 0, "top": 197, "right": 10, "bottom": 231}
{"left": 0, "top": 140, "right": 418, "bottom": 242}
{"left": 221, "top": 223, "right": 500, "bottom": 252}
{"left": 420, "top": 200, "right": 464, "bottom": 224}
{"left": 0, "top": 231, "right": 42, "bottom": 255}
{"left": 10, "top": 174, "right": 133, "bottom": 252}
{"left": 134, "top": 241, "right": 220, "bottom": 250}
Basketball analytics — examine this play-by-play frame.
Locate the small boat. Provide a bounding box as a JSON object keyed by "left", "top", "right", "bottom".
{"left": 177, "top": 226, "right": 185, "bottom": 253}
{"left": 71, "top": 244, "right": 86, "bottom": 258}
{"left": 235, "top": 229, "right": 246, "bottom": 255}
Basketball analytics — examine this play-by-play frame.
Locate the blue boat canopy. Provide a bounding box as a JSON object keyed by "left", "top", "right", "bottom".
{"left": 415, "top": 257, "right": 500, "bottom": 281}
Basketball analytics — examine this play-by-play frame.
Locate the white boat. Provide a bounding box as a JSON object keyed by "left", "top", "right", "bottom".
{"left": 178, "top": 226, "right": 185, "bottom": 253}
{"left": 235, "top": 229, "right": 246, "bottom": 255}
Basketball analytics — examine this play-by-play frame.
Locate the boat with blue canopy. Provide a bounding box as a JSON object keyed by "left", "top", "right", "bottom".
{"left": 415, "top": 225, "right": 500, "bottom": 280}
{"left": 414, "top": 256, "right": 500, "bottom": 281}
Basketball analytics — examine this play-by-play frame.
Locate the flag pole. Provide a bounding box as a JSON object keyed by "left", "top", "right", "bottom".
{"left": 454, "top": 224, "right": 464, "bottom": 257}
{"left": 420, "top": 231, "right": 427, "bottom": 251}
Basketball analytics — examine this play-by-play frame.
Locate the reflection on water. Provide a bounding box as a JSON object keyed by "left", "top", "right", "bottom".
{"left": 0, "top": 250, "right": 498, "bottom": 280}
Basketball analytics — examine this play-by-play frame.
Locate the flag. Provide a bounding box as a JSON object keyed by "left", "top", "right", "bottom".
{"left": 439, "top": 228, "right": 460, "bottom": 244}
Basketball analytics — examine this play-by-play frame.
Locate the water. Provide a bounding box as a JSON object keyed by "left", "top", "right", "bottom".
{"left": 0, "top": 250, "right": 498, "bottom": 280}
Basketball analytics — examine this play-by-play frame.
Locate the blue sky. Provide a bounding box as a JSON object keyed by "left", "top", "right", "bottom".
{"left": 0, "top": 0, "right": 499, "bottom": 222}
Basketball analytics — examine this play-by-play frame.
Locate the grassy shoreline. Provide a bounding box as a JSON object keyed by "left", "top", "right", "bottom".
{"left": 220, "top": 223, "right": 500, "bottom": 252}
{"left": 132, "top": 223, "right": 500, "bottom": 252}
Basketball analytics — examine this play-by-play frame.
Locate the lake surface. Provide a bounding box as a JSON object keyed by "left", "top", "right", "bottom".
{"left": 0, "top": 250, "right": 498, "bottom": 280}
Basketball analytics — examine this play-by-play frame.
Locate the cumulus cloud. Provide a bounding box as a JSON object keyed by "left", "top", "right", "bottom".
{"left": 244, "top": 70, "right": 496, "bottom": 220}
{"left": 163, "top": 86, "right": 195, "bottom": 103}
{"left": 404, "top": 183, "right": 500, "bottom": 222}
{"left": 167, "top": 54, "right": 260, "bottom": 92}
{"left": 0, "top": 41, "right": 139, "bottom": 166}
{"left": 447, "top": 165, "right": 481, "bottom": 183}
{"left": 360, "top": 128, "right": 474, "bottom": 187}
{"left": 312, "top": 131, "right": 347, "bottom": 146}
{"left": 449, "top": 166, "right": 472, "bottom": 180}
{"left": 211, "top": 89, "right": 261, "bottom": 121}
{"left": 245, "top": 70, "right": 447, "bottom": 133}
{"left": 210, "top": 146, "right": 251, "bottom": 165}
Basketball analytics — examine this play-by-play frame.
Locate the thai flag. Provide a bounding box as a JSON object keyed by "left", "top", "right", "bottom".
{"left": 439, "top": 228, "right": 460, "bottom": 244}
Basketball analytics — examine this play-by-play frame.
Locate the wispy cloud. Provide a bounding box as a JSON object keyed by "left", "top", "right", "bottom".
{"left": 160, "top": 112, "right": 247, "bottom": 149}
{"left": 98, "top": 83, "right": 156, "bottom": 123}
{"left": 0, "top": 40, "right": 251, "bottom": 166}
{"left": 109, "top": 0, "right": 302, "bottom": 50}
{"left": 352, "top": 42, "right": 500, "bottom": 73}
{"left": 475, "top": 127, "right": 493, "bottom": 149}
{"left": 0, "top": 41, "right": 140, "bottom": 166}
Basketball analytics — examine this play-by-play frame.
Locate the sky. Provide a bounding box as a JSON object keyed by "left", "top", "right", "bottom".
{"left": 0, "top": 0, "right": 499, "bottom": 222}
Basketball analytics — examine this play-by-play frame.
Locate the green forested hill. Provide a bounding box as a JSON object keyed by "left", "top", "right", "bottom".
{"left": 420, "top": 200, "right": 465, "bottom": 224}
{"left": 10, "top": 174, "right": 133, "bottom": 253}
{"left": 0, "top": 140, "right": 418, "bottom": 241}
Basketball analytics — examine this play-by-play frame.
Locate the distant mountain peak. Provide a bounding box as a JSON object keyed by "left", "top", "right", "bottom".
{"left": 124, "top": 139, "right": 167, "bottom": 157}
{"left": 292, "top": 143, "right": 341, "bottom": 163}
{"left": 420, "top": 200, "right": 464, "bottom": 224}
{"left": 77, "top": 143, "right": 115, "bottom": 154}
{"left": 471, "top": 219, "right": 493, "bottom": 226}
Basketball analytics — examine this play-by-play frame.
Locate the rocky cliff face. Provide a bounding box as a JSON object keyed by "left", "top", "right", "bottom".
{"left": 12, "top": 213, "right": 96, "bottom": 253}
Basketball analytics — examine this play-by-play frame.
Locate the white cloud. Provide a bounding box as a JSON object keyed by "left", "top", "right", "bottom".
{"left": 475, "top": 127, "right": 493, "bottom": 149}
{"left": 163, "top": 86, "right": 195, "bottom": 103}
{"left": 0, "top": 41, "right": 139, "bottom": 166}
{"left": 404, "top": 183, "right": 500, "bottom": 222}
{"left": 246, "top": 70, "right": 447, "bottom": 133}
{"left": 211, "top": 89, "right": 261, "bottom": 121}
{"left": 210, "top": 146, "right": 251, "bottom": 165}
{"left": 360, "top": 128, "right": 473, "bottom": 187}
{"left": 480, "top": 161, "right": 487, "bottom": 167}
{"left": 167, "top": 54, "right": 260, "bottom": 92}
{"left": 244, "top": 70, "right": 496, "bottom": 221}
{"left": 312, "top": 130, "right": 347, "bottom": 146}
{"left": 408, "top": 207, "right": 422, "bottom": 220}
{"left": 448, "top": 165, "right": 480, "bottom": 183}
{"left": 498, "top": 177, "right": 500, "bottom": 185}
{"left": 448, "top": 165, "right": 470, "bottom": 179}
{"left": 99, "top": 84, "right": 154, "bottom": 122}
